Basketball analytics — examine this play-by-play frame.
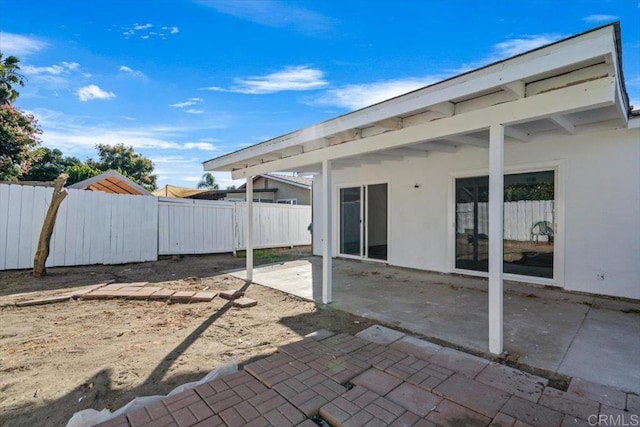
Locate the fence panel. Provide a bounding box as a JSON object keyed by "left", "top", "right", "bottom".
{"left": 1, "top": 184, "right": 312, "bottom": 270}
{"left": 234, "top": 202, "right": 312, "bottom": 250}
{"left": 157, "top": 198, "right": 235, "bottom": 255}
{"left": 0, "top": 183, "right": 158, "bottom": 270}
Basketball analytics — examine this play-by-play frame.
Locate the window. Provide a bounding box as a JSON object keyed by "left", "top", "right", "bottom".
{"left": 455, "top": 171, "right": 554, "bottom": 278}
{"left": 276, "top": 199, "right": 298, "bottom": 205}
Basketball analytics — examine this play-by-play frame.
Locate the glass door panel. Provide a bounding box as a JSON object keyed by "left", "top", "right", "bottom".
{"left": 503, "top": 171, "right": 554, "bottom": 278}
{"left": 367, "top": 184, "right": 388, "bottom": 260}
{"left": 455, "top": 171, "right": 554, "bottom": 279}
{"left": 455, "top": 177, "right": 489, "bottom": 271}
{"left": 340, "top": 187, "right": 361, "bottom": 256}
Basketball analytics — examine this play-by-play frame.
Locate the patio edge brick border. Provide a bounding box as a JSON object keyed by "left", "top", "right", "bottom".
{"left": 81, "top": 327, "right": 640, "bottom": 427}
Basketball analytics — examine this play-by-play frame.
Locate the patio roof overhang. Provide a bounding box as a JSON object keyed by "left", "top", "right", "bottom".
{"left": 203, "top": 23, "right": 630, "bottom": 179}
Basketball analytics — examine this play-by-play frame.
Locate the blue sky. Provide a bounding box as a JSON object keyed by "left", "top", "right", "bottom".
{"left": 1, "top": 1, "right": 638, "bottom": 189}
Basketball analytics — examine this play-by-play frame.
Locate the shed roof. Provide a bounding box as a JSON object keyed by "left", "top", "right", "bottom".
{"left": 67, "top": 170, "right": 152, "bottom": 195}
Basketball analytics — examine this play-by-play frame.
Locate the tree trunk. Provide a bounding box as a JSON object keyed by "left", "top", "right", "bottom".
{"left": 33, "top": 174, "right": 68, "bottom": 277}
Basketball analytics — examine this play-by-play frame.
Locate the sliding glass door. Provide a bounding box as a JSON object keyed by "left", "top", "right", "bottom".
{"left": 340, "top": 183, "right": 388, "bottom": 260}
{"left": 455, "top": 171, "right": 554, "bottom": 278}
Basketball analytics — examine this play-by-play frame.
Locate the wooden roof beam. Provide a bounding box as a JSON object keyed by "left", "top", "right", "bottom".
{"left": 502, "top": 80, "right": 526, "bottom": 99}
{"left": 443, "top": 135, "right": 489, "bottom": 148}
{"left": 429, "top": 101, "right": 455, "bottom": 117}
{"left": 504, "top": 126, "right": 531, "bottom": 142}
{"left": 548, "top": 114, "right": 576, "bottom": 135}
{"left": 405, "top": 142, "right": 458, "bottom": 153}
{"left": 388, "top": 148, "right": 430, "bottom": 157}
{"left": 375, "top": 117, "right": 403, "bottom": 130}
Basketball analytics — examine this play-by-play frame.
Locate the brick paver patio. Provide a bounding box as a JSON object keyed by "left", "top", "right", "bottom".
{"left": 93, "top": 326, "right": 639, "bottom": 427}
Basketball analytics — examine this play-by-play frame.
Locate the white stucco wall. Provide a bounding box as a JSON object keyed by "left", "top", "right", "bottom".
{"left": 313, "top": 121, "right": 640, "bottom": 300}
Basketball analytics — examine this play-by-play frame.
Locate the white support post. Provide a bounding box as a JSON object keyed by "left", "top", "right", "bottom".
{"left": 321, "top": 159, "right": 333, "bottom": 303}
{"left": 246, "top": 176, "right": 254, "bottom": 282}
{"left": 488, "top": 124, "right": 504, "bottom": 354}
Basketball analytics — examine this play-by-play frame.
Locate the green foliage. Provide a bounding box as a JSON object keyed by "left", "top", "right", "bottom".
{"left": 504, "top": 182, "right": 554, "bottom": 202}
{"left": 0, "top": 52, "right": 25, "bottom": 105}
{"left": 197, "top": 172, "right": 219, "bottom": 190}
{"left": 22, "top": 148, "right": 81, "bottom": 182}
{"left": 0, "top": 104, "right": 42, "bottom": 181}
{"left": 65, "top": 163, "right": 101, "bottom": 186}
{"left": 87, "top": 143, "right": 157, "bottom": 190}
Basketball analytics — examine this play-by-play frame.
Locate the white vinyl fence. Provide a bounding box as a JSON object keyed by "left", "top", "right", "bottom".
{"left": 456, "top": 200, "right": 554, "bottom": 241}
{"left": 157, "top": 199, "right": 312, "bottom": 254}
{"left": 0, "top": 184, "right": 158, "bottom": 270}
{"left": 235, "top": 202, "right": 313, "bottom": 250}
{"left": 0, "top": 183, "right": 312, "bottom": 270}
{"left": 158, "top": 198, "right": 235, "bottom": 255}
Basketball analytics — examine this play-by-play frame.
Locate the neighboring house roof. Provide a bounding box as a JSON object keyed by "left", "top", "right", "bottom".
{"left": 152, "top": 185, "right": 208, "bottom": 198}
{"left": 239, "top": 174, "right": 312, "bottom": 190}
{"left": 189, "top": 188, "right": 277, "bottom": 200}
{"left": 261, "top": 173, "right": 312, "bottom": 189}
{"left": 67, "top": 170, "right": 152, "bottom": 196}
{"left": 202, "top": 23, "right": 630, "bottom": 178}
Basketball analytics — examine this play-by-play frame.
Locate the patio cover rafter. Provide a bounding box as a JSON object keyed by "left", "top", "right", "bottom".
{"left": 230, "top": 77, "right": 615, "bottom": 179}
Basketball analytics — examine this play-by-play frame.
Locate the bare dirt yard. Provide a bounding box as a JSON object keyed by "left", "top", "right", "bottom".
{"left": 0, "top": 248, "right": 374, "bottom": 427}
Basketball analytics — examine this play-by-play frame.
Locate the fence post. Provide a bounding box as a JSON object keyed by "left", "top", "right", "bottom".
{"left": 232, "top": 202, "right": 238, "bottom": 256}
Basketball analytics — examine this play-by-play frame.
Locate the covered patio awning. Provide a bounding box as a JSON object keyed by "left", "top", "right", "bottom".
{"left": 202, "top": 23, "right": 631, "bottom": 355}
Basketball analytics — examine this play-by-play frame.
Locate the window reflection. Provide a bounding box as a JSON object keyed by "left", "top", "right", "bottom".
{"left": 455, "top": 171, "right": 554, "bottom": 278}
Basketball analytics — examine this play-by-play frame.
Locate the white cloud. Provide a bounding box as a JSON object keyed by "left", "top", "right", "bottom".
{"left": 33, "top": 108, "right": 227, "bottom": 154}
{"left": 170, "top": 97, "right": 204, "bottom": 108}
{"left": 123, "top": 23, "right": 178, "bottom": 39}
{"left": 23, "top": 61, "right": 79, "bottom": 75}
{"left": 491, "top": 34, "right": 566, "bottom": 58}
{"left": 42, "top": 127, "right": 217, "bottom": 152}
{"left": 162, "top": 26, "right": 179, "bottom": 34}
{"left": 119, "top": 65, "right": 147, "bottom": 78}
{"left": 448, "top": 33, "right": 567, "bottom": 75}
{"left": 626, "top": 75, "right": 640, "bottom": 87}
{"left": 311, "top": 76, "right": 440, "bottom": 110}
{"left": 196, "top": 0, "right": 335, "bottom": 35}
{"left": 75, "top": 84, "right": 116, "bottom": 101}
{"left": 133, "top": 23, "right": 153, "bottom": 30}
{"left": 0, "top": 32, "right": 48, "bottom": 57}
{"left": 185, "top": 109, "right": 204, "bottom": 114}
{"left": 583, "top": 14, "right": 619, "bottom": 23}
{"left": 183, "top": 142, "right": 218, "bottom": 151}
{"left": 207, "top": 66, "right": 328, "bottom": 94}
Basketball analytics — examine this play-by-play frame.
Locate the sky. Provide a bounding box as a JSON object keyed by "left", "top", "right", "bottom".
{"left": 1, "top": 1, "right": 638, "bottom": 189}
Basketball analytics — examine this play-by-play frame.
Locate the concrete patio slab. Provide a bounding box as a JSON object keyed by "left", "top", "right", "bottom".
{"left": 229, "top": 259, "right": 314, "bottom": 301}
{"left": 233, "top": 257, "right": 640, "bottom": 394}
{"left": 355, "top": 325, "right": 406, "bottom": 345}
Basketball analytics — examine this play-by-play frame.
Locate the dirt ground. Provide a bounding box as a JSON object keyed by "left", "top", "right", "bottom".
{"left": 0, "top": 247, "right": 374, "bottom": 427}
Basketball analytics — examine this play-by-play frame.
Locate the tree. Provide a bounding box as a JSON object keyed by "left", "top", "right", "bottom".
{"left": 0, "top": 104, "right": 42, "bottom": 181}
{"left": 197, "top": 172, "right": 219, "bottom": 190}
{"left": 22, "top": 148, "right": 81, "bottom": 182}
{"left": 88, "top": 143, "right": 157, "bottom": 190}
{"left": 0, "top": 52, "right": 25, "bottom": 105}
{"left": 33, "top": 174, "right": 68, "bottom": 277}
{"left": 226, "top": 185, "right": 236, "bottom": 190}
{"left": 66, "top": 163, "right": 101, "bottom": 185}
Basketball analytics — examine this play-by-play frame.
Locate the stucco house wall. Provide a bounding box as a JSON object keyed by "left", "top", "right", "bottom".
{"left": 313, "top": 122, "right": 640, "bottom": 300}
